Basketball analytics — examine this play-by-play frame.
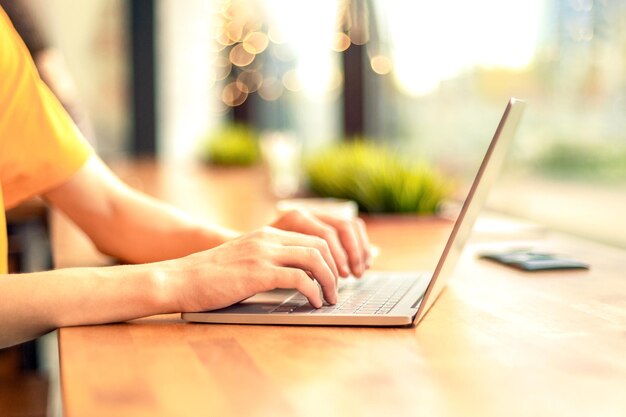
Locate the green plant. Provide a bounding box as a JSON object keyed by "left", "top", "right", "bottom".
{"left": 305, "top": 141, "right": 451, "bottom": 214}
{"left": 533, "top": 141, "right": 626, "bottom": 181}
{"left": 200, "top": 124, "right": 260, "bottom": 166}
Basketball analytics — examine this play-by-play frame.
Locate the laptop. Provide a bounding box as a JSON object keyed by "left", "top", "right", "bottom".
{"left": 183, "top": 98, "right": 526, "bottom": 327}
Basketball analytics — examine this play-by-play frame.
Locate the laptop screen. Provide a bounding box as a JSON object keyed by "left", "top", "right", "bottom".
{"left": 413, "top": 98, "right": 526, "bottom": 324}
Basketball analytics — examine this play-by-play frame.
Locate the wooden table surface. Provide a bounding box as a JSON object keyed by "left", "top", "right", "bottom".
{"left": 53, "top": 160, "right": 626, "bottom": 417}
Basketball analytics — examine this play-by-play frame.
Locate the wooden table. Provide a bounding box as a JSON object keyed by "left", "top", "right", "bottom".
{"left": 53, "top": 160, "right": 626, "bottom": 417}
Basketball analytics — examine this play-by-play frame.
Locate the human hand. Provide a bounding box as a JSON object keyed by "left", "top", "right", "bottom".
{"left": 166, "top": 227, "right": 339, "bottom": 312}
{"left": 270, "top": 209, "right": 372, "bottom": 278}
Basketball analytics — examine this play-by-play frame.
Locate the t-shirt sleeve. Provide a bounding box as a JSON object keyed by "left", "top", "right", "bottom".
{"left": 0, "top": 7, "right": 93, "bottom": 209}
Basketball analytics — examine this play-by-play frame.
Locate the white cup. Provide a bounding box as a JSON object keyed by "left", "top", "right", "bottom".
{"left": 276, "top": 198, "right": 358, "bottom": 220}
{"left": 260, "top": 132, "right": 301, "bottom": 198}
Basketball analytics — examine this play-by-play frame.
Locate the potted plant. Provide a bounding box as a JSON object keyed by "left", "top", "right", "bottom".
{"left": 199, "top": 124, "right": 260, "bottom": 166}
{"left": 305, "top": 140, "right": 451, "bottom": 215}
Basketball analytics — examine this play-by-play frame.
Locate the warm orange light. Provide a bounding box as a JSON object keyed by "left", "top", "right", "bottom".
{"left": 221, "top": 82, "right": 248, "bottom": 107}
{"left": 212, "top": 56, "right": 232, "bottom": 81}
{"left": 237, "top": 70, "right": 263, "bottom": 93}
{"left": 229, "top": 44, "right": 255, "bottom": 67}
{"left": 220, "top": 2, "right": 233, "bottom": 20}
{"left": 225, "top": 21, "right": 244, "bottom": 43}
{"left": 268, "top": 25, "right": 286, "bottom": 44}
{"left": 243, "top": 32, "right": 269, "bottom": 55}
{"left": 235, "top": 80, "right": 249, "bottom": 94}
{"left": 282, "top": 70, "right": 301, "bottom": 92}
{"left": 332, "top": 32, "right": 351, "bottom": 52}
{"left": 350, "top": 27, "right": 369, "bottom": 45}
{"left": 371, "top": 55, "right": 393, "bottom": 75}
{"left": 216, "top": 31, "right": 236, "bottom": 46}
{"left": 208, "top": 41, "right": 227, "bottom": 53}
{"left": 258, "top": 76, "right": 284, "bottom": 101}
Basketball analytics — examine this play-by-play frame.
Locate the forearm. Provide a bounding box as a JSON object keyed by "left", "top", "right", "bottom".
{"left": 0, "top": 212, "right": 371, "bottom": 348}
{"left": 0, "top": 262, "right": 176, "bottom": 349}
{"left": 44, "top": 156, "right": 240, "bottom": 264}
{"left": 93, "top": 187, "right": 240, "bottom": 263}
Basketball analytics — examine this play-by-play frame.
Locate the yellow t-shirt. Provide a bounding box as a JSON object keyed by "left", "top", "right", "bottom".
{"left": 0, "top": 7, "right": 93, "bottom": 274}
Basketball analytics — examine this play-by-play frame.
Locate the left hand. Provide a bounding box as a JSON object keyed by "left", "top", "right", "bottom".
{"left": 271, "top": 210, "right": 372, "bottom": 278}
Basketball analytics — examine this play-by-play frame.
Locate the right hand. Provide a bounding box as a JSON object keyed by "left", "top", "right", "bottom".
{"left": 163, "top": 227, "right": 339, "bottom": 312}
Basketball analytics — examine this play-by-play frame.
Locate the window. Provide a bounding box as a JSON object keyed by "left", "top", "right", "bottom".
{"left": 364, "top": 0, "right": 626, "bottom": 247}
{"left": 158, "top": 0, "right": 626, "bottom": 247}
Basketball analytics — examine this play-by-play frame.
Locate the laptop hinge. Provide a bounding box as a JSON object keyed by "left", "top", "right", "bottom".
{"left": 411, "top": 293, "right": 425, "bottom": 309}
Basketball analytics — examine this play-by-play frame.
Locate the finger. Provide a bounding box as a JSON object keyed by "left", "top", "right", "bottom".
{"left": 316, "top": 215, "right": 365, "bottom": 277}
{"left": 271, "top": 267, "right": 323, "bottom": 308}
{"left": 267, "top": 223, "right": 343, "bottom": 279}
{"left": 273, "top": 246, "right": 337, "bottom": 304}
{"left": 290, "top": 219, "right": 350, "bottom": 277}
{"left": 354, "top": 217, "right": 372, "bottom": 269}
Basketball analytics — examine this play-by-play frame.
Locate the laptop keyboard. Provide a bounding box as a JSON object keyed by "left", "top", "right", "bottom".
{"left": 269, "top": 273, "right": 423, "bottom": 315}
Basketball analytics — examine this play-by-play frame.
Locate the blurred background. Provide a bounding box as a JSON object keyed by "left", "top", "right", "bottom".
{"left": 22, "top": 0, "right": 623, "bottom": 248}
{"left": 2, "top": 1, "right": 626, "bottom": 416}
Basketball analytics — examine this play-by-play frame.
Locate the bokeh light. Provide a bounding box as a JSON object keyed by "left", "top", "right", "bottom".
{"left": 282, "top": 69, "right": 301, "bottom": 92}
{"left": 332, "top": 32, "right": 351, "bottom": 52}
{"left": 267, "top": 25, "right": 287, "bottom": 44}
{"left": 210, "top": 0, "right": 390, "bottom": 104}
{"left": 237, "top": 70, "right": 264, "bottom": 93}
{"left": 211, "top": 56, "right": 232, "bottom": 81}
{"left": 243, "top": 32, "right": 269, "bottom": 54}
{"left": 225, "top": 21, "right": 244, "bottom": 43}
{"left": 370, "top": 55, "right": 393, "bottom": 75}
{"left": 221, "top": 81, "right": 248, "bottom": 106}
{"left": 229, "top": 43, "right": 255, "bottom": 67}
{"left": 349, "top": 27, "right": 369, "bottom": 45}
{"left": 215, "top": 30, "right": 236, "bottom": 46}
{"left": 258, "top": 76, "right": 284, "bottom": 101}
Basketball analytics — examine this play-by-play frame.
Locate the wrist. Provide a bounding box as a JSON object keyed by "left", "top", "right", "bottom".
{"left": 194, "top": 223, "right": 240, "bottom": 248}
{"left": 142, "top": 261, "right": 184, "bottom": 314}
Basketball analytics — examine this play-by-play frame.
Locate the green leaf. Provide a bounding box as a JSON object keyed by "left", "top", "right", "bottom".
{"left": 305, "top": 140, "right": 451, "bottom": 214}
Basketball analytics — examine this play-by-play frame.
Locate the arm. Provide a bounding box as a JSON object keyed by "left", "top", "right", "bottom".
{"left": 0, "top": 226, "right": 338, "bottom": 348}
{"left": 0, "top": 4, "right": 368, "bottom": 349}
{"left": 43, "top": 155, "right": 240, "bottom": 263}
{"left": 43, "top": 155, "right": 372, "bottom": 272}
{"left": 4, "top": 155, "right": 343, "bottom": 346}
{"left": 2, "top": 155, "right": 372, "bottom": 348}
{"left": 0, "top": 52, "right": 371, "bottom": 347}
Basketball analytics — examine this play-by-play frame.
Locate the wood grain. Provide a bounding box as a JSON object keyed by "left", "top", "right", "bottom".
{"left": 55, "top": 160, "right": 626, "bottom": 417}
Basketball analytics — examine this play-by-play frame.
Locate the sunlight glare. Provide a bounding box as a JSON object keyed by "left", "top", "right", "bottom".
{"left": 263, "top": 0, "right": 340, "bottom": 98}
{"left": 386, "top": 0, "right": 545, "bottom": 96}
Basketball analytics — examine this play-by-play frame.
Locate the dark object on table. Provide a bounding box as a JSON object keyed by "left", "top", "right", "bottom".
{"left": 479, "top": 249, "right": 590, "bottom": 271}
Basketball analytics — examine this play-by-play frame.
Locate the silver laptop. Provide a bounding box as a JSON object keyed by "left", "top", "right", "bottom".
{"left": 183, "top": 98, "right": 525, "bottom": 327}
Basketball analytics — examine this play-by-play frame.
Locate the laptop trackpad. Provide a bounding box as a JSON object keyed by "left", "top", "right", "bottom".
{"left": 208, "top": 289, "right": 296, "bottom": 315}
{"left": 243, "top": 289, "right": 295, "bottom": 304}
